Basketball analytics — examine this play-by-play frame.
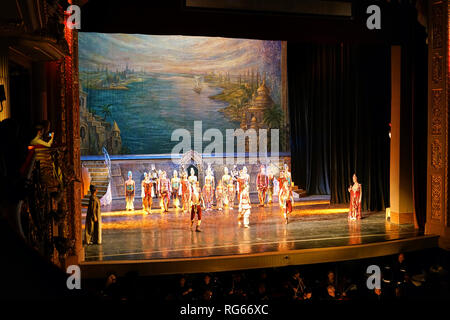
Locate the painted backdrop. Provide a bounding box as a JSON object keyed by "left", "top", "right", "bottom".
{"left": 78, "top": 33, "right": 284, "bottom": 155}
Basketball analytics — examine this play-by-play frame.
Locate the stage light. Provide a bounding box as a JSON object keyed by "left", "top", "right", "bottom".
{"left": 291, "top": 208, "right": 349, "bottom": 216}
{"left": 294, "top": 200, "right": 330, "bottom": 206}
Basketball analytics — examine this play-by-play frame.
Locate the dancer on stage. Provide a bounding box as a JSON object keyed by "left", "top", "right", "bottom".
{"left": 125, "top": 171, "right": 135, "bottom": 211}
{"left": 221, "top": 167, "right": 232, "bottom": 207}
{"left": 348, "top": 173, "right": 362, "bottom": 221}
{"left": 279, "top": 181, "right": 294, "bottom": 224}
{"left": 237, "top": 169, "right": 244, "bottom": 202}
{"left": 277, "top": 170, "right": 287, "bottom": 199}
{"left": 149, "top": 165, "right": 158, "bottom": 204}
{"left": 237, "top": 166, "right": 250, "bottom": 201}
{"left": 284, "top": 163, "right": 292, "bottom": 186}
{"left": 231, "top": 165, "right": 239, "bottom": 200}
{"left": 257, "top": 165, "right": 269, "bottom": 207}
{"left": 238, "top": 185, "right": 251, "bottom": 228}
{"left": 159, "top": 171, "right": 171, "bottom": 212}
{"left": 190, "top": 181, "right": 204, "bottom": 232}
{"left": 142, "top": 172, "right": 153, "bottom": 214}
{"left": 203, "top": 167, "right": 215, "bottom": 211}
{"left": 141, "top": 172, "right": 148, "bottom": 209}
{"left": 181, "top": 171, "right": 191, "bottom": 213}
{"left": 267, "top": 166, "right": 275, "bottom": 204}
{"left": 157, "top": 169, "right": 164, "bottom": 210}
{"left": 216, "top": 180, "right": 224, "bottom": 211}
{"left": 188, "top": 167, "right": 198, "bottom": 187}
{"left": 171, "top": 170, "right": 181, "bottom": 208}
{"left": 227, "top": 178, "right": 236, "bottom": 210}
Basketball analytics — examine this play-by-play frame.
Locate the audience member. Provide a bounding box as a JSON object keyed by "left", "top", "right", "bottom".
{"left": 198, "top": 274, "right": 217, "bottom": 302}
{"left": 174, "top": 276, "right": 193, "bottom": 301}
{"left": 288, "top": 269, "right": 307, "bottom": 300}
{"left": 228, "top": 273, "right": 249, "bottom": 301}
{"left": 85, "top": 251, "right": 450, "bottom": 302}
{"left": 100, "top": 272, "right": 121, "bottom": 301}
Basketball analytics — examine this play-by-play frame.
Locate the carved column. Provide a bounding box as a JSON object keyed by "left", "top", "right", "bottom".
{"left": 425, "top": 0, "right": 450, "bottom": 249}
{"left": 64, "top": 25, "right": 83, "bottom": 266}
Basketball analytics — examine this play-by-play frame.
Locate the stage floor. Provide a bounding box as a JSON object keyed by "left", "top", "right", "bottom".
{"left": 83, "top": 196, "right": 420, "bottom": 262}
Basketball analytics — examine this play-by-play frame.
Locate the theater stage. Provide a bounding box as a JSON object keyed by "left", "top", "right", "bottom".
{"left": 80, "top": 196, "right": 439, "bottom": 278}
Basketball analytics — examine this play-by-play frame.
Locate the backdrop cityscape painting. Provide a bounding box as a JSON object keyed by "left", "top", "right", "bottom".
{"left": 78, "top": 33, "right": 284, "bottom": 155}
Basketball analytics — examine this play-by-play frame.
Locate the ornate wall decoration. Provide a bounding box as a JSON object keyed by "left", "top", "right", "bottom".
{"left": 431, "top": 174, "right": 442, "bottom": 220}
{"left": 431, "top": 3, "right": 443, "bottom": 49}
{"left": 432, "top": 53, "right": 443, "bottom": 85}
{"left": 179, "top": 150, "right": 203, "bottom": 170}
{"left": 431, "top": 89, "right": 442, "bottom": 135}
{"left": 431, "top": 139, "right": 443, "bottom": 169}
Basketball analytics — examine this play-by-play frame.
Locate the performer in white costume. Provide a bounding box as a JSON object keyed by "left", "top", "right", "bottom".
{"left": 238, "top": 185, "right": 251, "bottom": 228}
{"left": 221, "top": 167, "right": 232, "bottom": 207}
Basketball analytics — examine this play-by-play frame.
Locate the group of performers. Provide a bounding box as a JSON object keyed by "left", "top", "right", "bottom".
{"left": 120, "top": 164, "right": 364, "bottom": 231}
{"left": 122, "top": 163, "right": 295, "bottom": 229}
{"left": 122, "top": 165, "right": 364, "bottom": 227}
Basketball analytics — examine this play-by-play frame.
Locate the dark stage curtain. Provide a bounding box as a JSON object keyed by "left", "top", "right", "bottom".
{"left": 288, "top": 43, "right": 391, "bottom": 211}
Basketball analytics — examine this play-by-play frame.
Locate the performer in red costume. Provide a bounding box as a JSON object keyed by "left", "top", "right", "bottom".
{"left": 267, "top": 166, "right": 275, "bottom": 204}
{"left": 203, "top": 167, "right": 215, "bottom": 211}
{"left": 157, "top": 170, "right": 163, "bottom": 209}
{"left": 159, "top": 171, "right": 171, "bottom": 213}
{"left": 256, "top": 165, "right": 269, "bottom": 207}
{"left": 215, "top": 180, "right": 224, "bottom": 211}
{"left": 227, "top": 177, "right": 236, "bottom": 210}
{"left": 277, "top": 170, "right": 287, "bottom": 199}
{"left": 190, "top": 181, "right": 204, "bottom": 232}
{"left": 181, "top": 171, "right": 191, "bottom": 214}
{"left": 142, "top": 172, "right": 153, "bottom": 214}
{"left": 237, "top": 167, "right": 249, "bottom": 201}
{"left": 348, "top": 173, "right": 362, "bottom": 221}
{"left": 279, "top": 181, "right": 294, "bottom": 224}
{"left": 237, "top": 169, "right": 245, "bottom": 202}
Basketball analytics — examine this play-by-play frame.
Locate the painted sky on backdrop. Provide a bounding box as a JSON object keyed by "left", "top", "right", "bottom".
{"left": 78, "top": 33, "right": 281, "bottom": 75}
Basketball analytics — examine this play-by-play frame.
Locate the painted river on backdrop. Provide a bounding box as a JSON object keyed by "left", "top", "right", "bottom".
{"left": 86, "top": 74, "right": 239, "bottom": 154}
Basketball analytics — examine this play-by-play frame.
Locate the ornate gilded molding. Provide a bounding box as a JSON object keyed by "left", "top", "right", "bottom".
{"left": 432, "top": 52, "right": 443, "bottom": 85}
{"left": 431, "top": 174, "right": 442, "bottom": 220}
{"left": 431, "top": 2, "right": 443, "bottom": 49}
{"left": 431, "top": 89, "right": 443, "bottom": 135}
{"left": 431, "top": 139, "right": 443, "bottom": 169}
{"left": 426, "top": 0, "right": 449, "bottom": 237}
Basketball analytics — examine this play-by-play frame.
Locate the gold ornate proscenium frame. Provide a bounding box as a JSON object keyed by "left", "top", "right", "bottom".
{"left": 425, "top": 0, "right": 450, "bottom": 249}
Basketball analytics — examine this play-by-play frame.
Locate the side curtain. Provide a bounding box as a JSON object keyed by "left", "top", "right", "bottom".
{"left": 287, "top": 43, "right": 391, "bottom": 211}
